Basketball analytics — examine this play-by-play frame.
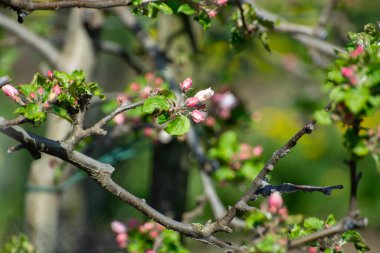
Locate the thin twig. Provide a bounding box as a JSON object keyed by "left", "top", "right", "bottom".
{"left": 256, "top": 183, "right": 344, "bottom": 197}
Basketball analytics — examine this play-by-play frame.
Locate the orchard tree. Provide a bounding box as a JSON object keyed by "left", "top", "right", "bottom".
{"left": 0, "top": 0, "right": 378, "bottom": 252}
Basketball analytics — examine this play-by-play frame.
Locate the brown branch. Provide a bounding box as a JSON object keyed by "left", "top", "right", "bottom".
{"left": 256, "top": 183, "right": 344, "bottom": 197}
{"left": 0, "top": 118, "right": 245, "bottom": 252}
{"left": 1, "top": 0, "right": 159, "bottom": 12}
{"left": 64, "top": 100, "right": 145, "bottom": 149}
{"left": 315, "top": 0, "right": 338, "bottom": 33}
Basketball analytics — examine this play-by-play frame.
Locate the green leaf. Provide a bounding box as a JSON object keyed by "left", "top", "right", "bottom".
{"left": 304, "top": 217, "right": 324, "bottom": 231}
{"left": 23, "top": 103, "right": 41, "bottom": 120}
{"left": 154, "top": 2, "right": 173, "bottom": 15}
{"left": 142, "top": 96, "right": 171, "bottom": 114}
{"left": 157, "top": 113, "right": 171, "bottom": 124}
{"left": 289, "top": 224, "right": 308, "bottom": 239}
{"left": 164, "top": 115, "right": 190, "bottom": 135}
{"left": 159, "top": 89, "right": 177, "bottom": 102}
{"left": 214, "top": 166, "right": 235, "bottom": 181}
{"left": 51, "top": 105, "right": 72, "bottom": 122}
{"left": 353, "top": 140, "right": 369, "bottom": 157}
{"left": 177, "top": 4, "right": 196, "bottom": 15}
{"left": 325, "top": 214, "right": 337, "bottom": 226}
{"left": 245, "top": 210, "right": 267, "bottom": 229}
{"left": 54, "top": 70, "right": 70, "bottom": 86}
{"left": 195, "top": 11, "right": 211, "bottom": 30}
{"left": 314, "top": 110, "right": 332, "bottom": 125}
{"left": 239, "top": 162, "right": 260, "bottom": 181}
{"left": 344, "top": 88, "right": 369, "bottom": 114}
{"left": 342, "top": 230, "right": 370, "bottom": 253}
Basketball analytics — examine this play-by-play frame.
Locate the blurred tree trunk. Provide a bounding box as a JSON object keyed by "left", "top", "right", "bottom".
{"left": 25, "top": 9, "right": 96, "bottom": 253}
{"left": 151, "top": 140, "right": 189, "bottom": 220}
{"left": 149, "top": 15, "right": 190, "bottom": 220}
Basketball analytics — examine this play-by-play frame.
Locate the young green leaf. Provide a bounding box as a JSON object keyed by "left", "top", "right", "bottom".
{"left": 164, "top": 115, "right": 190, "bottom": 135}
{"left": 141, "top": 96, "right": 171, "bottom": 114}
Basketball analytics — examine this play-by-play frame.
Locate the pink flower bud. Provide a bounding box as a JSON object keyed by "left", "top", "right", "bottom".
{"left": 130, "top": 82, "right": 140, "bottom": 92}
{"left": 143, "top": 222, "right": 155, "bottom": 231}
{"left": 219, "top": 109, "right": 231, "bottom": 119}
{"left": 268, "top": 192, "right": 283, "bottom": 213}
{"left": 47, "top": 70, "right": 54, "bottom": 78}
{"left": 43, "top": 102, "right": 50, "bottom": 109}
{"left": 144, "top": 127, "right": 153, "bottom": 137}
{"left": 341, "top": 66, "right": 358, "bottom": 85}
{"left": 127, "top": 218, "right": 140, "bottom": 229}
{"left": 52, "top": 84, "right": 62, "bottom": 95}
{"left": 145, "top": 72, "right": 155, "bottom": 81}
{"left": 117, "top": 94, "right": 129, "bottom": 106}
{"left": 154, "top": 77, "right": 164, "bottom": 86}
{"left": 219, "top": 92, "right": 238, "bottom": 110}
{"left": 38, "top": 87, "right": 44, "bottom": 96}
{"left": 115, "top": 232, "right": 128, "bottom": 248}
{"left": 30, "top": 92, "right": 36, "bottom": 100}
{"left": 208, "top": 10, "right": 218, "bottom": 18}
{"left": 216, "top": 0, "right": 228, "bottom": 5}
{"left": 1, "top": 84, "right": 19, "bottom": 98}
{"left": 191, "top": 110, "right": 205, "bottom": 123}
{"left": 180, "top": 78, "right": 193, "bottom": 92}
{"left": 146, "top": 250, "right": 156, "bottom": 253}
{"left": 239, "top": 143, "right": 252, "bottom": 160}
{"left": 308, "top": 247, "right": 318, "bottom": 253}
{"left": 113, "top": 113, "right": 126, "bottom": 125}
{"left": 194, "top": 87, "right": 214, "bottom": 102}
{"left": 278, "top": 207, "right": 288, "bottom": 221}
{"left": 111, "top": 221, "right": 127, "bottom": 234}
{"left": 141, "top": 86, "right": 152, "bottom": 99}
{"left": 351, "top": 46, "right": 364, "bottom": 57}
{"left": 149, "top": 230, "right": 159, "bottom": 239}
{"left": 252, "top": 145, "right": 263, "bottom": 157}
{"left": 205, "top": 116, "right": 216, "bottom": 127}
{"left": 186, "top": 97, "right": 199, "bottom": 107}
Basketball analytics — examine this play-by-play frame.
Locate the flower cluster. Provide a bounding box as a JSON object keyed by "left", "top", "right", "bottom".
{"left": 180, "top": 77, "right": 214, "bottom": 124}
{"left": 110, "top": 219, "right": 187, "bottom": 253}
{"left": 0, "top": 70, "right": 100, "bottom": 124}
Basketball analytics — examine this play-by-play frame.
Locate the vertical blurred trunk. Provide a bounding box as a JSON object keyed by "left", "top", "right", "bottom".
{"left": 25, "top": 9, "right": 96, "bottom": 253}
{"left": 151, "top": 141, "right": 189, "bottom": 220}
{"left": 149, "top": 15, "right": 190, "bottom": 220}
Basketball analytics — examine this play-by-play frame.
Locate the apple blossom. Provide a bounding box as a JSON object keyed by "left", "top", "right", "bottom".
{"left": 191, "top": 110, "right": 205, "bottom": 123}
{"left": 158, "top": 130, "right": 172, "bottom": 144}
{"left": 180, "top": 77, "right": 192, "bottom": 92}
{"left": 252, "top": 145, "right": 263, "bottom": 157}
{"left": 47, "top": 70, "right": 54, "bottom": 78}
{"left": 268, "top": 192, "right": 283, "bottom": 213}
{"left": 216, "top": 0, "right": 228, "bottom": 5}
{"left": 208, "top": 10, "right": 218, "bottom": 18}
{"left": 186, "top": 97, "right": 199, "bottom": 107}
{"left": 1, "top": 84, "right": 19, "bottom": 98}
{"left": 194, "top": 87, "right": 214, "bottom": 102}
{"left": 130, "top": 82, "right": 140, "bottom": 92}
{"left": 38, "top": 87, "right": 44, "bottom": 95}
{"left": 308, "top": 247, "right": 318, "bottom": 253}
{"left": 111, "top": 220, "right": 127, "bottom": 234}
{"left": 113, "top": 113, "right": 126, "bottom": 125}
{"left": 52, "top": 84, "right": 62, "bottom": 95}
{"left": 351, "top": 46, "right": 364, "bottom": 57}
{"left": 115, "top": 232, "right": 128, "bottom": 248}
{"left": 146, "top": 250, "right": 156, "bottom": 253}
{"left": 219, "top": 91, "right": 238, "bottom": 110}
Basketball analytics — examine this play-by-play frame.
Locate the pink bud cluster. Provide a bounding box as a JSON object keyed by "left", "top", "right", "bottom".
{"left": 231, "top": 143, "right": 263, "bottom": 170}
{"left": 212, "top": 90, "right": 238, "bottom": 119}
{"left": 110, "top": 221, "right": 128, "bottom": 248}
{"left": 180, "top": 77, "right": 214, "bottom": 124}
{"left": 267, "top": 192, "right": 288, "bottom": 220}
{"left": 138, "top": 221, "right": 165, "bottom": 239}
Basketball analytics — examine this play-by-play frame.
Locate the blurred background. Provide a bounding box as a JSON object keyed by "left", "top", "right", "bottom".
{"left": 0, "top": 0, "right": 380, "bottom": 252}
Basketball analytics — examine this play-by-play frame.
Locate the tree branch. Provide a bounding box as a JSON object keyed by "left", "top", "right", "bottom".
{"left": 1, "top": 0, "right": 158, "bottom": 12}
{"left": 256, "top": 183, "right": 343, "bottom": 197}
{"left": 0, "top": 13, "right": 60, "bottom": 67}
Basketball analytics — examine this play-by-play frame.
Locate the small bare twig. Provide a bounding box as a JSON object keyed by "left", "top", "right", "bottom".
{"left": 256, "top": 183, "right": 344, "bottom": 197}
{"left": 182, "top": 195, "right": 208, "bottom": 223}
